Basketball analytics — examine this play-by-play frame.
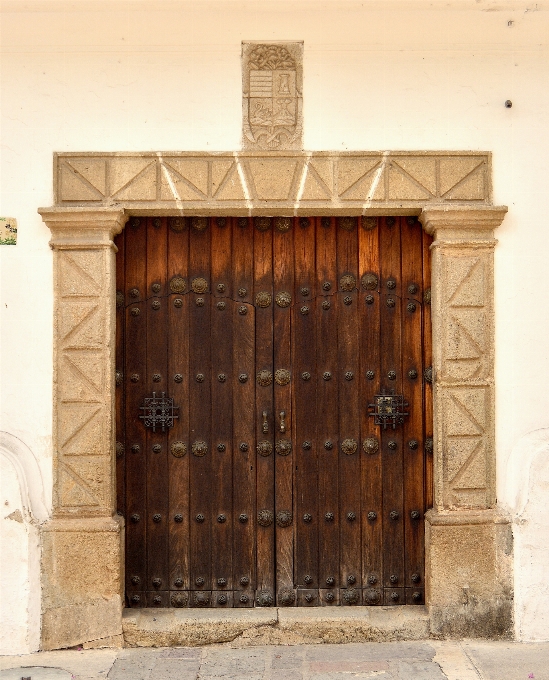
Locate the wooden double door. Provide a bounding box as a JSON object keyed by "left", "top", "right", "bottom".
{"left": 115, "top": 215, "right": 433, "bottom": 609}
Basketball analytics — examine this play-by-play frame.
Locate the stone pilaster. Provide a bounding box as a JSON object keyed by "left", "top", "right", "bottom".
{"left": 420, "top": 206, "right": 513, "bottom": 638}
{"left": 38, "top": 207, "right": 128, "bottom": 650}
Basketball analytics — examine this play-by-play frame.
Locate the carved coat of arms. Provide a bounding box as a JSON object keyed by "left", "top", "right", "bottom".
{"left": 242, "top": 42, "right": 303, "bottom": 150}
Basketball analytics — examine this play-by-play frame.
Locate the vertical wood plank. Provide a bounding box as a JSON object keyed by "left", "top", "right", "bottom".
{"left": 145, "top": 217, "right": 169, "bottom": 606}
{"left": 273, "top": 218, "right": 295, "bottom": 603}
{"left": 114, "top": 231, "right": 125, "bottom": 519}
{"left": 293, "top": 217, "right": 319, "bottom": 602}
{"left": 167, "top": 217, "right": 191, "bottom": 595}
{"left": 232, "top": 217, "right": 256, "bottom": 606}
{"left": 123, "top": 217, "right": 148, "bottom": 606}
{"left": 254, "top": 219, "right": 275, "bottom": 601}
{"left": 336, "top": 218, "right": 362, "bottom": 601}
{"left": 188, "top": 218, "right": 212, "bottom": 595}
{"left": 315, "top": 216, "right": 339, "bottom": 602}
{"left": 379, "top": 216, "right": 405, "bottom": 595}
{"left": 210, "top": 217, "right": 234, "bottom": 596}
{"left": 358, "top": 217, "right": 383, "bottom": 598}
{"left": 422, "top": 229, "right": 434, "bottom": 512}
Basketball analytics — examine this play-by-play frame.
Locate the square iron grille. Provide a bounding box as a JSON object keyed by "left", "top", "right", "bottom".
{"left": 368, "top": 394, "right": 409, "bottom": 430}
{"left": 139, "top": 392, "right": 179, "bottom": 432}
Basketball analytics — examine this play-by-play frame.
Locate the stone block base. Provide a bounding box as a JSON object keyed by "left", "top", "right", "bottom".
{"left": 425, "top": 510, "right": 513, "bottom": 639}
{"left": 41, "top": 516, "right": 124, "bottom": 650}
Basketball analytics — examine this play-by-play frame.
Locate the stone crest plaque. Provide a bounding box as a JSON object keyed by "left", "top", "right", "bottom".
{"left": 242, "top": 41, "right": 303, "bottom": 150}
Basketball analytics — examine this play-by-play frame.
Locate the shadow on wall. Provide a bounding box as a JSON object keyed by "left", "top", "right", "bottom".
{"left": 0, "top": 432, "right": 48, "bottom": 655}
{"left": 504, "top": 428, "right": 549, "bottom": 642}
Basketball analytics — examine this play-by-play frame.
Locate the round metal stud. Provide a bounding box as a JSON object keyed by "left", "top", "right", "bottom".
{"left": 257, "top": 441, "right": 273, "bottom": 457}
{"left": 174, "top": 373, "right": 183, "bottom": 383}
{"left": 131, "top": 217, "right": 141, "bottom": 228}
{"left": 410, "top": 510, "right": 421, "bottom": 520}
{"left": 425, "top": 438, "right": 434, "bottom": 453}
{"left": 408, "top": 369, "right": 418, "bottom": 379}
{"left": 191, "top": 217, "right": 208, "bottom": 232}
{"left": 152, "top": 577, "right": 162, "bottom": 588}
{"left": 238, "top": 287, "right": 247, "bottom": 297}
{"left": 366, "top": 370, "right": 375, "bottom": 380}
{"left": 363, "top": 437, "right": 379, "bottom": 454}
{"left": 278, "top": 589, "right": 296, "bottom": 606}
{"left": 341, "top": 438, "right": 358, "bottom": 455}
{"left": 276, "top": 510, "right": 293, "bottom": 527}
{"left": 257, "top": 370, "right": 273, "bottom": 386}
{"left": 386, "top": 298, "right": 395, "bottom": 308}
{"left": 240, "top": 594, "right": 249, "bottom": 603}
{"left": 239, "top": 513, "right": 248, "bottom": 523}
{"left": 388, "top": 370, "right": 396, "bottom": 380}
{"left": 131, "top": 444, "right": 140, "bottom": 454}
{"left": 153, "top": 373, "right": 161, "bottom": 382}
{"left": 257, "top": 590, "right": 274, "bottom": 607}
{"left": 347, "top": 512, "right": 356, "bottom": 522}
{"left": 305, "top": 593, "right": 314, "bottom": 602}
{"left": 326, "top": 577, "right": 335, "bottom": 586}
{"left": 216, "top": 217, "right": 227, "bottom": 228}
{"left": 390, "top": 574, "right": 398, "bottom": 584}
{"left": 362, "top": 216, "right": 377, "bottom": 230}
{"left": 255, "top": 291, "right": 272, "bottom": 308}
{"left": 368, "top": 511, "right": 377, "bottom": 521}
{"left": 275, "top": 369, "right": 291, "bottom": 385}
{"left": 131, "top": 595, "right": 140, "bottom": 604}
{"left": 131, "top": 513, "right": 140, "bottom": 523}
{"left": 238, "top": 217, "right": 248, "bottom": 229}
{"left": 131, "top": 576, "right": 141, "bottom": 585}
{"left": 424, "top": 366, "right": 433, "bottom": 383}
{"left": 343, "top": 296, "right": 352, "bottom": 305}
{"left": 325, "top": 592, "right": 335, "bottom": 602}
{"left": 238, "top": 373, "right": 248, "bottom": 383}
{"left": 275, "top": 216, "right": 292, "bottom": 232}
{"left": 300, "top": 305, "right": 309, "bottom": 315}
{"left": 365, "top": 588, "right": 381, "bottom": 604}
{"left": 195, "top": 514, "right": 205, "bottom": 523}
{"left": 322, "top": 300, "right": 331, "bottom": 310}
{"left": 217, "top": 443, "right": 226, "bottom": 452}
{"left": 174, "top": 514, "right": 183, "bottom": 523}
{"left": 322, "top": 281, "right": 331, "bottom": 291}
{"left": 217, "top": 577, "right": 227, "bottom": 587}
{"left": 218, "top": 595, "right": 228, "bottom": 605}
{"left": 408, "top": 440, "right": 419, "bottom": 450}
{"left": 254, "top": 216, "right": 271, "bottom": 232}
{"left": 171, "top": 592, "right": 188, "bottom": 607}
{"left": 390, "top": 510, "right": 399, "bottom": 521}
{"left": 367, "top": 575, "right": 377, "bottom": 585}
{"left": 130, "top": 307, "right": 140, "bottom": 316}
{"left": 300, "top": 287, "right": 310, "bottom": 296}
{"left": 324, "top": 441, "right": 333, "bottom": 450}
{"left": 217, "top": 514, "right": 226, "bottom": 523}
{"left": 195, "top": 297, "right": 205, "bottom": 307}
{"left": 301, "top": 371, "right": 311, "bottom": 381}
{"left": 323, "top": 372, "right": 331, "bottom": 380}
{"left": 130, "top": 288, "right": 140, "bottom": 298}
{"left": 171, "top": 441, "right": 187, "bottom": 458}
{"left": 424, "top": 288, "right": 431, "bottom": 304}
{"left": 174, "top": 577, "right": 183, "bottom": 587}
{"left": 343, "top": 588, "right": 359, "bottom": 604}
{"left": 152, "top": 444, "right": 161, "bottom": 453}
{"left": 391, "top": 591, "right": 400, "bottom": 602}
{"left": 218, "top": 373, "right": 227, "bottom": 382}
{"left": 325, "top": 512, "right": 334, "bottom": 522}
{"left": 345, "top": 371, "right": 354, "bottom": 381}
{"left": 361, "top": 273, "right": 379, "bottom": 290}
{"left": 303, "top": 513, "right": 312, "bottom": 523}
{"left": 340, "top": 274, "right": 356, "bottom": 291}
{"left": 174, "top": 298, "right": 183, "bottom": 308}
{"left": 169, "top": 216, "right": 185, "bottom": 233}
{"left": 365, "top": 295, "right": 374, "bottom": 304}
{"left": 116, "top": 442, "right": 124, "bottom": 458}
{"left": 408, "top": 283, "right": 418, "bottom": 295}
{"left": 412, "top": 591, "right": 422, "bottom": 603}
{"left": 192, "top": 441, "right": 208, "bottom": 457}
{"left": 217, "top": 301, "right": 226, "bottom": 311}
{"left": 216, "top": 283, "right": 226, "bottom": 294}
{"left": 195, "top": 373, "right": 205, "bottom": 383}
{"left": 191, "top": 277, "right": 208, "bottom": 294}
{"left": 299, "top": 217, "right": 310, "bottom": 229}
{"left": 407, "top": 302, "right": 417, "bottom": 313}
{"left": 153, "top": 513, "right": 161, "bottom": 523}
{"left": 258, "top": 509, "right": 274, "bottom": 527}
{"left": 194, "top": 592, "right": 210, "bottom": 607}
{"left": 239, "top": 442, "right": 249, "bottom": 452}
{"left": 318, "top": 216, "right": 330, "bottom": 229}
{"left": 116, "top": 291, "right": 124, "bottom": 308}
{"left": 275, "top": 291, "right": 292, "bottom": 308}
{"left": 388, "top": 441, "right": 397, "bottom": 450}
{"left": 151, "top": 283, "right": 161, "bottom": 295}
{"left": 386, "top": 217, "right": 396, "bottom": 227}
{"left": 115, "top": 370, "right": 123, "bottom": 387}
{"left": 302, "top": 441, "right": 312, "bottom": 450}
{"left": 304, "top": 575, "right": 313, "bottom": 585}
{"left": 152, "top": 218, "right": 162, "bottom": 229}
{"left": 338, "top": 216, "right": 356, "bottom": 231}
{"left": 411, "top": 573, "right": 421, "bottom": 583}
{"left": 386, "top": 279, "right": 396, "bottom": 290}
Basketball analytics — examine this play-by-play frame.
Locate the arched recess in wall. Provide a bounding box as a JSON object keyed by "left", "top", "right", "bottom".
{"left": 504, "top": 428, "right": 549, "bottom": 641}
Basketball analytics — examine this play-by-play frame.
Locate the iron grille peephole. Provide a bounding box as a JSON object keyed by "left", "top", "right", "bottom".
{"left": 368, "top": 393, "right": 409, "bottom": 430}
{"left": 139, "top": 392, "right": 179, "bottom": 432}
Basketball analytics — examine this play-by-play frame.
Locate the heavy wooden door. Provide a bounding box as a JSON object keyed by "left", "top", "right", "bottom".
{"left": 115, "top": 215, "right": 432, "bottom": 609}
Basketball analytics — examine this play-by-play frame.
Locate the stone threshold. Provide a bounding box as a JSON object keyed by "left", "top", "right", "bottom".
{"left": 122, "top": 606, "right": 430, "bottom": 647}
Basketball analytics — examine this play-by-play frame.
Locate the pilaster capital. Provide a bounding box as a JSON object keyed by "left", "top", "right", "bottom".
{"left": 419, "top": 205, "right": 507, "bottom": 244}
{"left": 38, "top": 207, "right": 128, "bottom": 249}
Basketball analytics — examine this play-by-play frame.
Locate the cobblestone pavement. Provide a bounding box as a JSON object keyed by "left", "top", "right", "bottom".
{"left": 2, "top": 640, "right": 549, "bottom": 680}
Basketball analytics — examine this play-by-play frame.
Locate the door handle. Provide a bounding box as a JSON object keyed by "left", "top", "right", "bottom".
{"left": 262, "top": 411, "right": 268, "bottom": 434}
{"left": 279, "top": 411, "right": 286, "bottom": 434}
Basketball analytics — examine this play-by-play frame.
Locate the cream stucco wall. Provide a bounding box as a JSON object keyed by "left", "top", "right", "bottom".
{"left": 1, "top": 0, "right": 548, "bottom": 647}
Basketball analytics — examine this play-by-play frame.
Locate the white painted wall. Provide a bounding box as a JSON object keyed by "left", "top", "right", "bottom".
{"left": 1, "top": 0, "right": 548, "bottom": 645}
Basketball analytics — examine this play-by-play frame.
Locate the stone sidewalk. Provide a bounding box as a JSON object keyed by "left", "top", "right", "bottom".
{"left": 2, "top": 641, "right": 549, "bottom": 680}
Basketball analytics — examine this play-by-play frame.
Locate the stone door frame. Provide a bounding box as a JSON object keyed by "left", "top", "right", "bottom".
{"left": 39, "top": 151, "right": 511, "bottom": 649}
